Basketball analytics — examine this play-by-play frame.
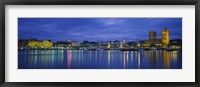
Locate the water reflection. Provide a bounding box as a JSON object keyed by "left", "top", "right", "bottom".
{"left": 137, "top": 51, "right": 140, "bottom": 69}
{"left": 108, "top": 51, "right": 111, "bottom": 67}
{"left": 67, "top": 50, "right": 72, "bottom": 69}
{"left": 163, "top": 51, "right": 170, "bottom": 69}
{"left": 18, "top": 49, "right": 182, "bottom": 69}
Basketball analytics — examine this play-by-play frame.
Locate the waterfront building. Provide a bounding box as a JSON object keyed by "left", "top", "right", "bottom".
{"left": 141, "top": 39, "right": 162, "bottom": 47}
{"left": 28, "top": 40, "right": 53, "bottom": 48}
{"left": 18, "top": 40, "right": 28, "bottom": 48}
{"left": 113, "top": 40, "right": 121, "bottom": 48}
{"left": 71, "top": 41, "right": 79, "bottom": 47}
{"left": 139, "top": 31, "right": 162, "bottom": 48}
{"left": 119, "top": 43, "right": 123, "bottom": 48}
{"left": 54, "top": 41, "right": 71, "bottom": 47}
{"left": 149, "top": 31, "right": 156, "bottom": 40}
{"left": 40, "top": 40, "right": 53, "bottom": 48}
{"left": 28, "top": 41, "right": 39, "bottom": 48}
{"left": 162, "top": 28, "right": 170, "bottom": 46}
{"left": 107, "top": 43, "right": 111, "bottom": 49}
{"left": 169, "top": 39, "right": 182, "bottom": 49}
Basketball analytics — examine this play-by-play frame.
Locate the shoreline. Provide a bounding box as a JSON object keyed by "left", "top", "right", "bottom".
{"left": 18, "top": 48, "right": 181, "bottom": 52}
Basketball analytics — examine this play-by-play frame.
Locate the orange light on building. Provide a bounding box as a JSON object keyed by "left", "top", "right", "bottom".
{"left": 162, "top": 28, "right": 170, "bottom": 46}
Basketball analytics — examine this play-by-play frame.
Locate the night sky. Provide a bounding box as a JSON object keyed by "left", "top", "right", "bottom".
{"left": 18, "top": 18, "right": 182, "bottom": 42}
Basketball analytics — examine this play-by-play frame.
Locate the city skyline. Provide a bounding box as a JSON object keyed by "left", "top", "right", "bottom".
{"left": 18, "top": 18, "right": 182, "bottom": 69}
{"left": 18, "top": 18, "right": 182, "bottom": 42}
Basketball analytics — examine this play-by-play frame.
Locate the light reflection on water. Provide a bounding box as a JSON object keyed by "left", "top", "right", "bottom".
{"left": 18, "top": 50, "right": 182, "bottom": 69}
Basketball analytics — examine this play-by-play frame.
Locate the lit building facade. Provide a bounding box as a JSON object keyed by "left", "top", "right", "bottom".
{"left": 28, "top": 40, "right": 53, "bottom": 48}
{"left": 149, "top": 31, "right": 156, "bottom": 40}
{"left": 162, "top": 28, "right": 170, "bottom": 46}
{"left": 28, "top": 41, "right": 39, "bottom": 48}
{"left": 139, "top": 31, "right": 162, "bottom": 48}
{"left": 40, "top": 40, "right": 53, "bottom": 48}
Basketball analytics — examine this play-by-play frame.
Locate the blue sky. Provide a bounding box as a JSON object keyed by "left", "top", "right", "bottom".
{"left": 18, "top": 18, "right": 182, "bottom": 42}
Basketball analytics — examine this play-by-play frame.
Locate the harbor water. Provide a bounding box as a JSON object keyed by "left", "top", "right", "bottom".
{"left": 18, "top": 49, "right": 182, "bottom": 69}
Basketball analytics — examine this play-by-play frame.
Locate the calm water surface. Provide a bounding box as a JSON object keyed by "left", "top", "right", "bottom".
{"left": 18, "top": 49, "right": 182, "bottom": 69}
